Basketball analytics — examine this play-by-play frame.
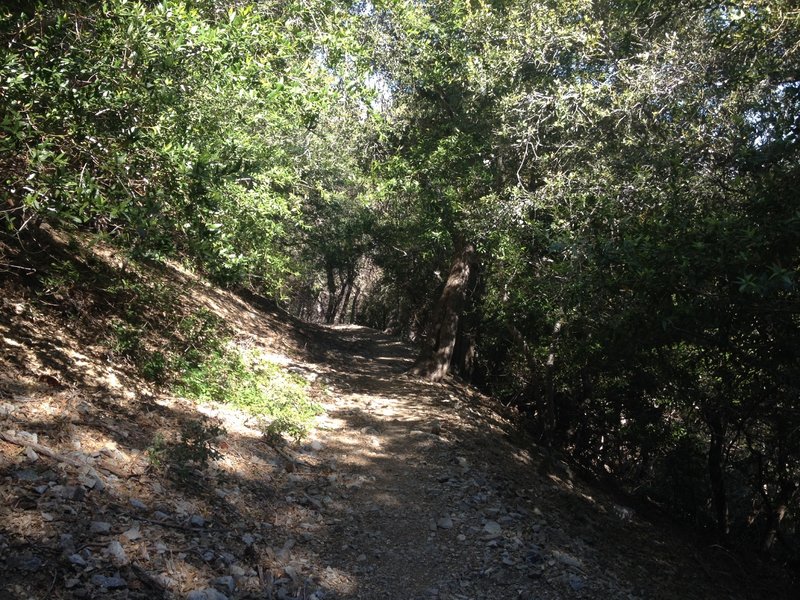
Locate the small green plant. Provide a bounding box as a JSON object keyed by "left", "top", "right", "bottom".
{"left": 177, "top": 345, "right": 322, "bottom": 443}
{"left": 146, "top": 420, "right": 226, "bottom": 480}
{"left": 170, "top": 419, "right": 226, "bottom": 469}
{"left": 176, "top": 309, "right": 227, "bottom": 368}
{"left": 142, "top": 351, "right": 168, "bottom": 382}
{"left": 265, "top": 415, "right": 311, "bottom": 444}
{"left": 146, "top": 433, "right": 168, "bottom": 470}
{"left": 111, "top": 321, "right": 144, "bottom": 358}
{"left": 40, "top": 259, "right": 81, "bottom": 297}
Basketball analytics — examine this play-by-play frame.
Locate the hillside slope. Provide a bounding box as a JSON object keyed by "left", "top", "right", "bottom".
{"left": 0, "top": 230, "right": 793, "bottom": 599}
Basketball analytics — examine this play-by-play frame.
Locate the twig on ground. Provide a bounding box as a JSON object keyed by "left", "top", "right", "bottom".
{"left": 0, "top": 430, "right": 130, "bottom": 478}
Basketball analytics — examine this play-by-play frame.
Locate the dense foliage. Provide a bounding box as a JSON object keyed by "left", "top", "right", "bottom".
{"left": 1, "top": 0, "right": 355, "bottom": 293}
{"left": 2, "top": 0, "right": 798, "bottom": 566}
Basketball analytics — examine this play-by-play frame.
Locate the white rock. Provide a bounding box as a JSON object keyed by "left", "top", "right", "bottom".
{"left": 122, "top": 525, "right": 141, "bottom": 541}
{"left": 107, "top": 540, "right": 128, "bottom": 565}
{"left": 230, "top": 565, "right": 245, "bottom": 577}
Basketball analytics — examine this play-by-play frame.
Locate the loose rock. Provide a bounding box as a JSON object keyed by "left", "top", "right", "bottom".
{"left": 91, "top": 574, "right": 127, "bottom": 589}
{"left": 90, "top": 521, "right": 111, "bottom": 534}
{"left": 437, "top": 516, "right": 454, "bottom": 529}
{"left": 483, "top": 521, "right": 502, "bottom": 536}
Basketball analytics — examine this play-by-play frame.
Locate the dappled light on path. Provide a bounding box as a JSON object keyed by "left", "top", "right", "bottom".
{"left": 1, "top": 252, "right": 782, "bottom": 599}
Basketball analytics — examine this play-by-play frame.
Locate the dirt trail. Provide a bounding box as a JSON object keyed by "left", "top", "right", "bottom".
{"left": 0, "top": 250, "right": 788, "bottom": 600}
{"left": 272, "top": 324, "right": 767, "bottom": 600}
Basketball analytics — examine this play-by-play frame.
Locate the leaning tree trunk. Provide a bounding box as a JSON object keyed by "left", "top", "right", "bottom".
{"left": 408, "top": 243, "right": 477, "bottom": 381}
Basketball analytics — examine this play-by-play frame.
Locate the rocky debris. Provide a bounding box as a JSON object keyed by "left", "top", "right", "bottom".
{"left": 90, "top": 573, "right": 127, "bottom": 590}
{"left": 68, "top": 553, "right": 88, "bottom": 567}
{"left": 8, "top": 554, "right": 44, "bottom": 572}
{"left": 90, "top": 520, "right": 112, "bottom": 534}
{"left": 483, "top": 520, "right": 502, "bottom": 537}
{"left": 436, "top": 516, "right": 454, "bottom": 529}
{"left": 190, "top": 513, "right": 206, "bottom": 528}
{"left": 106, "top": 540, "right": 128, "bottom": 565}
{"left": 187, "top": 588, "right": 229, "bottom": 600}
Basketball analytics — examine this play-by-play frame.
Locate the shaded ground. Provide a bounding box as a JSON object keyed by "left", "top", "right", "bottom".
{"left": 0, "top": 232, "right": 795, "bottom": 599}
{"left": 278, "top": 325, "right": 789, "bottom": 600}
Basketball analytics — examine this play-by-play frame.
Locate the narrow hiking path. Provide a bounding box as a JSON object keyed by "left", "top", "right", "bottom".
{"left": 1, "top": 259, "right": 786, "bottom": 600}
{"left": 265, "top": 324, "right": 763, "bottom": 600}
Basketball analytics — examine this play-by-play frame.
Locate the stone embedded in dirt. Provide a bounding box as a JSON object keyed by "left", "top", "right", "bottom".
{"left": 65, "top": 577, "right": 81, "bottom": 589}
{"left": 107, "top": 540, "right": 128, "bottom": 564}
{"left": 213, "top": 575, "right": 235, "bottom": 593}
{"left": 122, "top": 524, "right": 141, "bottom": 541}
{"left": 242, "top": 533, "right": 255, "bottom": 546}
{"left": 190, "top": 514, "right": 206, "bottom": 527}
{"left": 14, "top": 430, "right": 38, "bottom": 444}
{"left": 483, "top": 520, "right": 502, "bottom": 536}
{"left": 303, "top": 494, "right": 324, "bottom": 510}
{"left": 187, "top": 588, "right": 230, "bottom": 600}
{"left": 68, "top": 553, "right": 87, "bottom": 567}
{"left": 10, "top": 554, "right": 43, "bottom": 572}
{"left": 230, "top": 564, "right": 246, "bottom": 577}
{"left": 437, "top": 516, "right": 454, "bottom": 529}
{"left": 526, "top": 545, "right": 543, "bottom": 564}
{"left": 60, "top": 534, "right": 75, "bottom": 551}
{"left": 153, "top": 510, "right": 170, "bottom": 521}
{"left": 569, "top": 574, "right": 586, "bottom": 591}
{"left": 552, "top": 550, "right": 582, "bottom": 569}
{"left": 90, "top": 521, "right": 111, "bottom": 534}
{"left": 79, "top": 473, "right": 101, "bottom": 490}
{"left": 15, "top": 468, "right": 40, "bottom": 481}
{"left": 91, "top": 574, "right": 127, "bottom": 589}
{"left": 155, "top": 573, "right": 178, "bottom": 589}
{"left": 129, "top": 498, "right": 147, "bottom": 510}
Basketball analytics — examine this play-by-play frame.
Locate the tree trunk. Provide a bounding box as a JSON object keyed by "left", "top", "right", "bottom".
{"left": 349, "top": 285, "right": 361, "bottom": 323}
{"left": 337, "top": 278, "right": 353, "bottom": 323}
{"left": 543, "top": 320, "right": 562, "bottom": 446}
{"left": 706, "top": 409, "right": 730, "bottom": 539}
{"left": 762, "top": 503, "right": 788, "bottom": 552}
{"left": 408, "top": 242, "right": 477, "bottom": 381}
{"left": 324, "top": 263, "right": 337, "bottom": 324}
